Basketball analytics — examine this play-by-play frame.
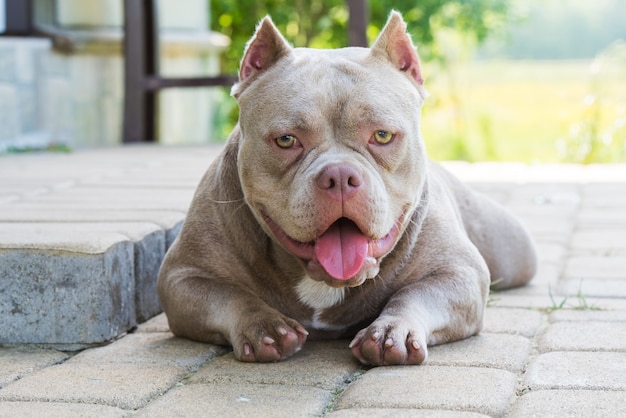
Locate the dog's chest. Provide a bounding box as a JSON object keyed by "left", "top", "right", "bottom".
{"left": 295, "top": 276, "right": 346, "bottom": 331}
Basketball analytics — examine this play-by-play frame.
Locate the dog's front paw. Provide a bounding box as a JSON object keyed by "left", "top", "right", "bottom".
{"left": 233, "top": 315, "right": 309, "bottom": 362}
{"left": 349, "top": 317, "right": 428, "bottom": 366}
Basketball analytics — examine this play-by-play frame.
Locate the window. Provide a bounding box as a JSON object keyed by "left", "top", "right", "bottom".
{"left": 0, "top": 0, "right": 6, "bottom": 33}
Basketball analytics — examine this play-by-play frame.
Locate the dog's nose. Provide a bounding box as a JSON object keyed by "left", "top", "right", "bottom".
{"left": 316, "top": 163, "right": 363, "bottom": 201}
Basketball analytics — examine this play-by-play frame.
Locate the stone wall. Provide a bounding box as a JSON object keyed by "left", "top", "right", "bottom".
{"left": 0, "top": 38, "right": 52, "bottom": 151}
{"left": 0, "top": 0, "right": 230, "bottom": 152}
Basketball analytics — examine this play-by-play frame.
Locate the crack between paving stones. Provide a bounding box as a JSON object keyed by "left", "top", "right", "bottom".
{"left": 513, "top": 311, "right": 550, "bottom": 404}
{"left": 319, "top": 369, "right": 366, "bottom": 416}
{"left": 510, "top": 184, "right": 585, "bottom": 404}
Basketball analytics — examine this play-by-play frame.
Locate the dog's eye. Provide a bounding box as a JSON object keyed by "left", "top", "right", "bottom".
{"left": 275, "top": 134, "right": 298, "bottom": 149}
{"left": 372, "top": 131, "right": 395, "bottom": 145}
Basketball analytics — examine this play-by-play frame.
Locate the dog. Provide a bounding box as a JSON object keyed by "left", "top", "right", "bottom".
{"left": 157, "top": 11, "right": 537, "bottom": 366}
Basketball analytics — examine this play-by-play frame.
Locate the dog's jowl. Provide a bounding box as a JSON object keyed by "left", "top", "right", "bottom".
{"left": 157, "top": 12, "right": 537, "bottom": 366}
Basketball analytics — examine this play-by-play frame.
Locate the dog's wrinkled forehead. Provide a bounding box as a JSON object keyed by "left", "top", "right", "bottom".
{"left": 245, "top": 53, "right": 345, "bottom": 102}
{"left": 291, "top": 48, "right": 366, "bottom": 88}
{"left": 250, "top": 49, "right": 364, "bottom": 96}
{"left": 237, "top": 48, "right": 422, "bottom": 138}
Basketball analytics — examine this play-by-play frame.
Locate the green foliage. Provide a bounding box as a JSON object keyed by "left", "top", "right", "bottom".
{"left": 210, "top": 0, "right": 510, "bottom": 73}
{"left": 210, "top": 0, "right": 511, "bottom": 142}
{"left": 421, "top": 57, "right": 626, "bottom": 163}
{"left": 211, "top": 0, "right": 348, "bottom": 73}
{"left": 208, "top": 1, "right": 625, "bottom": 163}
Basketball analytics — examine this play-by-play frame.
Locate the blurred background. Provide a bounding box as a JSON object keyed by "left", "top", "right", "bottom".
{"left": 211, "top": 0, "right": 626, "bottom": 163}
{"left": 1, "top": 0, "right": 625, "bottom": 163}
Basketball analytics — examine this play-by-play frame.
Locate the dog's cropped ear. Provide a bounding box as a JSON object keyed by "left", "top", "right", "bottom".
{"left": 370, "top": 11, "right": 428, "bottom": 98}
{"left": 236, "top": 16, "right": 292, "bottom": 86}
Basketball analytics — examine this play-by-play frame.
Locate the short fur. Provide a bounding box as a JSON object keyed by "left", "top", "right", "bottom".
{"left": 158, "top": 12, "right": 537, "bottom": 365}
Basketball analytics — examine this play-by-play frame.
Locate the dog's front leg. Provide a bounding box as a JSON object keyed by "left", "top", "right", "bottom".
{"left": 349, "top": 268, "right": 488, "bottom": 366}
{"left": 159, "top": 270, "right": 309, "bottom": 362}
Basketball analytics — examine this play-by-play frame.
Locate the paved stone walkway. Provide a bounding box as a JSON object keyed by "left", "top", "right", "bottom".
{"left": 1, "top": 146, "right": 625, "bottom": 416}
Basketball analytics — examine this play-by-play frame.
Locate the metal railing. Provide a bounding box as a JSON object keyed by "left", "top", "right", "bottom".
{"left": 2, "top": 0, "right": 369, "bottom": 144}
{"left": 122, "top": 0, "right": 369, "bottom": 143}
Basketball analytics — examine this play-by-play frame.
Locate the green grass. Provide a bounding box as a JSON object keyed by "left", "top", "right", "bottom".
{"left": 545, "top": 281, "right": 602, "bottom": 312}
{"left": 421, "top": 59, "right": 626, "bottom": 163}
{"left": 1, "top": 143, "right": 72, "bottom": 155}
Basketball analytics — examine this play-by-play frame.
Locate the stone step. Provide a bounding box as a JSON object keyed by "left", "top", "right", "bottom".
{"left": 0, "top": 145, "right": 222, "bottom": 349}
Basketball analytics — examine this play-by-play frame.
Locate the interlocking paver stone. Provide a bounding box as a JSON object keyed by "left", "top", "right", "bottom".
{"left": 549, "top": 309, "right": 626, "bottom": 322}
{"left": 570, "top": 229, "right": 626, "bottom": 254}
{"left": 564, "top": 256, "right": 626, "bottom": 280}
{"left": 557, "top": 278, "right": 626, "bottom": 298}
{"left": 508, "top": 183, "right": 581, "bottom": 205}
{"left": 327, "top": 408, "right": 490, "bottom": 417}
{"left": 482, "top": 307, "right": 543, "bottom": 337}
{"left": 522, "top": 218, "right": 575, "bottom": 243}
{"left": 524, "top": 352, "right": 626, "bottom": 390}
{"left": 135, "top": 312, "right": 171, "bottom": 333}
{"left": 1, "top": 148, "right": 626, "bottom": 416}
{"left": 0, "top": 401, "right": 129, "bottom": 418}
{"left": 486, "top": 294, "right": 557, "bottom": 310}
{"left": 578, "top": 208, "right": 626, "bottom": 227}
{"left": 510, "top": 390, "right": 626, "bottom": 417}
{"left": 0, "top": 347, "right": 68, "bottom": 387}
{"left": 534, "top": 242, "right": 567, "bottom": 264}
{"left": 189, "top": 340, "right": 362, "bottom": 390}
{"left": 582, "top": 190, "right": 626, "bottom": 208}
{"left": 69, "top": 332, "right": 228, "bottom": 370}
{"left": 134, "top": 383, "right": 332, "bottom": 417}
{"left": 559, "top": 278, "right": 626, "bottom": 298}
{"left": 428, "top": 333, "right": 532, "bottom": 372}
{"left": 335, "top": 366, "right": 517, "bottom": 416}
{"left": 539, "top": 321, "right": 626, "bottom": 352}
{"left": 498, "top": 262, "right": 560, "bottom": 296}
{"left": 0, "top": 363, "right": 184, "bottom": 410}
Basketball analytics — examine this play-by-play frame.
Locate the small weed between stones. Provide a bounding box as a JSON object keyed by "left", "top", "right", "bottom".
{"left": 487, "top": 278, "right": 504, "bottom": 307}
{"left": 545, "top": 280, "right": 602, "bottom": 312}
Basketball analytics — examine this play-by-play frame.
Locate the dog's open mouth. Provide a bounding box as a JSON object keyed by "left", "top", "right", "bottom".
{"left": 313, "top": 218, "right": 369, "bottom": 280}
{"left": 262, "top": 215, "right": 402, "bottom": 281}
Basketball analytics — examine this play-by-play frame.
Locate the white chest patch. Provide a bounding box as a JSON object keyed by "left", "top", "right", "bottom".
{"left": 295, "top": 276, "right": 347, "bottom": 331}
{"left": 295, "top": 276, "right": 346, "bottom": 310}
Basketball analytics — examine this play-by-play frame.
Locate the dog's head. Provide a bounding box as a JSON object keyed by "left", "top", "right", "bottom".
{"left": 232, "top": 12, "right": 429, "bottom": 287}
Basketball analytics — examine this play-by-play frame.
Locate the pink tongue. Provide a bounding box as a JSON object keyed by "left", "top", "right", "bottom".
{"left": 314, "top": 220, "right": 369, "bottom": 280}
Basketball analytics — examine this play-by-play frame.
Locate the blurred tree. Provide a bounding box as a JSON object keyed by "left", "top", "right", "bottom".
{"left": 208, "top": 0, "right": 511, "bottom": 143}
{"left": 210, "top": 0, "right": 509, "bottom": 73}
{"left": 484, "top": 0, "right": 626, "bottom": 60}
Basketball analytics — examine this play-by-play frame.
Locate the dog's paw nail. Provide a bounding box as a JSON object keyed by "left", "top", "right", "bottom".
{"left": 262, "top": 336, "right": 275, "bottom": 345}
{"left": 277, "top": 327, "right": 288, "bottom": 336}
{"left": 411, "top": 340, "right": 421, "bottom": 350}
{"left": 385, "top": 338, "right": 394, "bottom": 348}
{"left": 244, "top": 343, "right": 252, "bottom": 356}
{"left": 371, "top": 331, "right": 380, "bottom": 341}
{"left": 349, "top": 338, "right": 359, "bottom": 348}
{"left": 296, "top": 325, "right": 309, "bottom": 336}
